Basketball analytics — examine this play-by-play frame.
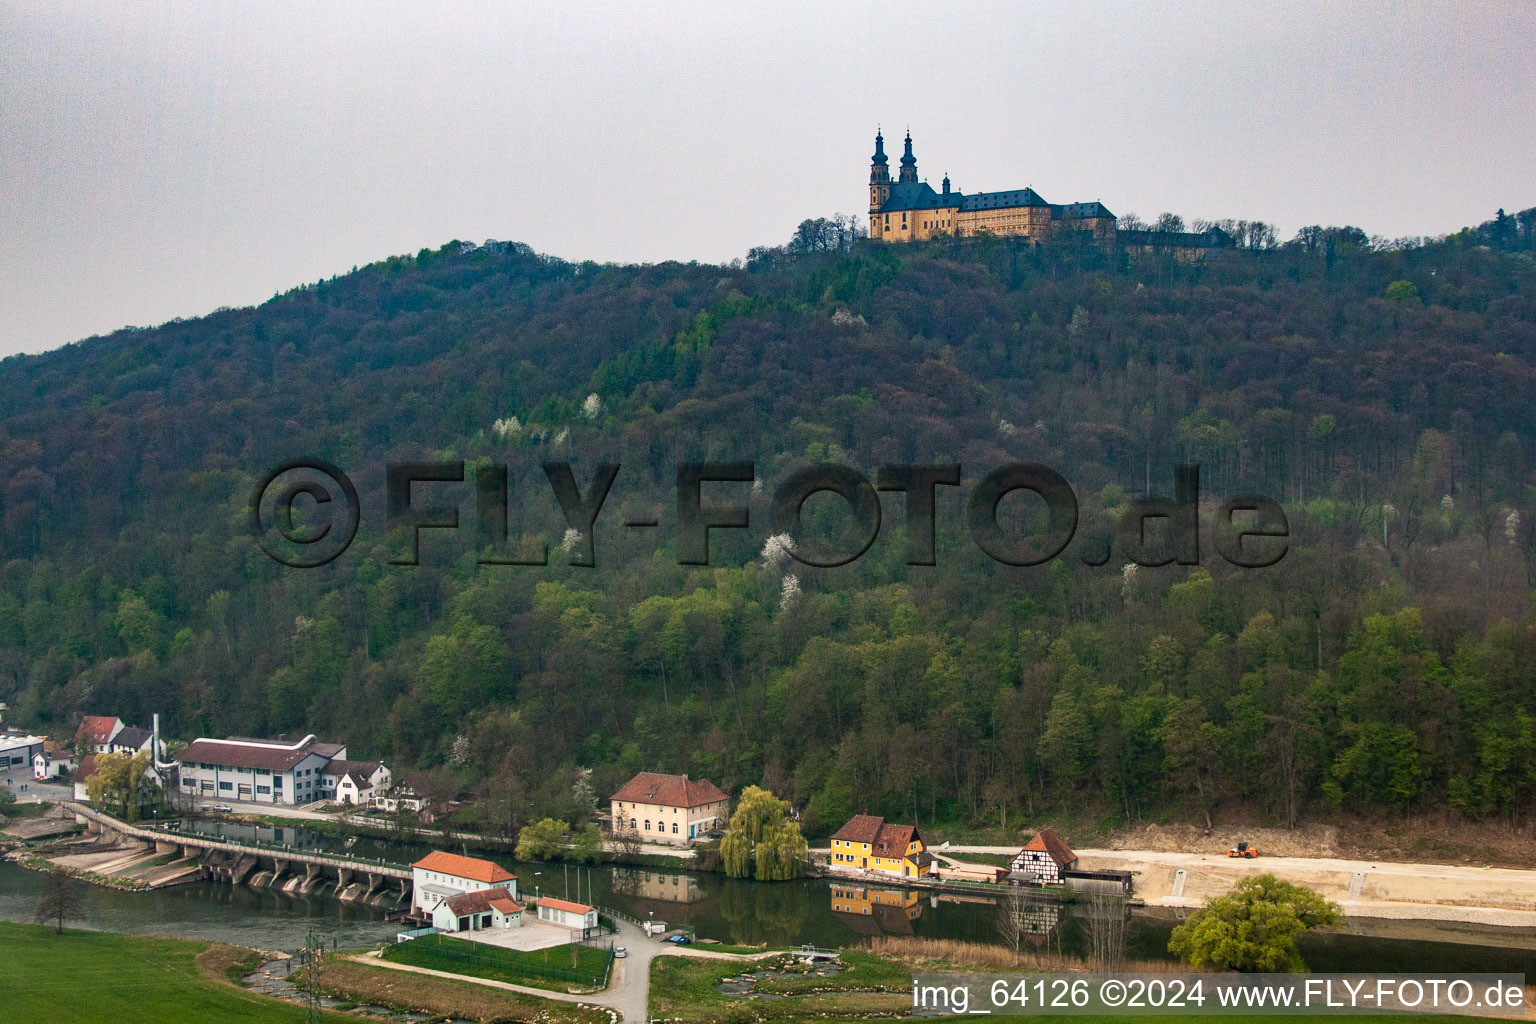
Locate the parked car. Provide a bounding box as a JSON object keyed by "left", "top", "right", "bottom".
{"left": 614, "top": 946, "right": 627, "bottom": 958}
{"left": 666, "top": 934, "right": 691, "bottom": 945}
{"left": 207, "top": 803, "right": 233, "bottom": 812}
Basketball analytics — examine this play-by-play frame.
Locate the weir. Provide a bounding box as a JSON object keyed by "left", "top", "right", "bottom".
{"left": 64, "top": 802, "right": 412, "bottom": 906}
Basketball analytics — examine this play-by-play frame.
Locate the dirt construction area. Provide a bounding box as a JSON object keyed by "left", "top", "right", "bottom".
{"left": 1077, "top": 845, "right": 1536, "bottom": 929}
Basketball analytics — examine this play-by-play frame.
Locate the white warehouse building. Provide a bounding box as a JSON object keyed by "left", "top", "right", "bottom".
{"left": 173, "top": 734, "right": 347, "bottom": 805}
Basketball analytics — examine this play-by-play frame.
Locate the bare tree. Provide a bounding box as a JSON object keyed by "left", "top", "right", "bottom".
{"left": 35, "top": 869, "right": 86, "bottom": 934}
{"left": 1081, "top": 889, "right": 1128, "bottom": 972}
{"left": 994, "top": 887, "right": 1030, "bottom": 967}
{"left": 612, "top": 826, "right": 643, "bottom": 860}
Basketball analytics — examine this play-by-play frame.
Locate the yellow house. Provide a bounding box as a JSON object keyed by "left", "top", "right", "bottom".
{"left": 828, "top": 814, "right": 934, "bottom": 878}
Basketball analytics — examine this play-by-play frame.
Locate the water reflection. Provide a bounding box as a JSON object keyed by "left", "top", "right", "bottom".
{"left": 829, "top": 885, "right": 924, "bottom": 936}
{"left": 7, "top": 817, "right": 1533, "bottom": 972}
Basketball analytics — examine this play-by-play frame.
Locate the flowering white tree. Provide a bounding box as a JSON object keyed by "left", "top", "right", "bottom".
{"left": 1121, "top": 562, "right": 1139, "bottom": 602}
{"left": 761, "top": 533, "right": 794, "bottom": 572}
{"left": 561, "top": 528, "right": 581, "bottom": 555}
{"left": 582, "top": 393, "right": 603, "bottom": 419}
{"left": 491, "top": 416, "right": 522, "bottom": 439}
{"left": 780, "top": 573, "right": 802, "bottom": 612}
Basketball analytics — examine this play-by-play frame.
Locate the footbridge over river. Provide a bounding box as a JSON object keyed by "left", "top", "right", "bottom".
{"left": 64, "top": 801, "right": 412, "bottom": 903}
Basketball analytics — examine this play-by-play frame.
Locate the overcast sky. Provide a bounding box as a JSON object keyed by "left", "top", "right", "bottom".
{"left": 2, "top": 1, "right": 1533, "bottom": 358}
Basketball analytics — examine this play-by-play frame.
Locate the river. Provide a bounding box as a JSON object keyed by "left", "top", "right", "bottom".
{"left": 3, "top": 818, "right": 1533, "bottom": 971}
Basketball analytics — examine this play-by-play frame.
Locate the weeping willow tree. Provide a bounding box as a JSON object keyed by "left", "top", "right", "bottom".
{"left": 720, "top": 785, "right": 807, "bottom": 880}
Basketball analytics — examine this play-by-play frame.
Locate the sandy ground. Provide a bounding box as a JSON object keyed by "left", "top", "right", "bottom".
{"left": 923, "top": 840, "right": 1536, "bottom": 929}
{"left": 1076, "top": 847, "right": 1536, "bottom": 928}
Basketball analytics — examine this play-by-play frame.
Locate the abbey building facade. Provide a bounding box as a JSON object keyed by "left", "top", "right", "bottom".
{"left": 869, "top": 130, "right": 1117, "bottom": 248}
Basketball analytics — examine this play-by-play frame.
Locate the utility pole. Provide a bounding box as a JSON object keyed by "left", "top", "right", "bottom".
{"left": 304, "top": 925, "right": 323, "bottom": 1024}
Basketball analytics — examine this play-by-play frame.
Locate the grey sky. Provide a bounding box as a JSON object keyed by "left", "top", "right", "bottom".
{"left": 2, "top": 1, "right": 1532, "bottom": 358}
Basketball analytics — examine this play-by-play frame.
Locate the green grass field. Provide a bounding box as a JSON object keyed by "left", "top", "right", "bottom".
{"left": 383, "top": 932, "right": 611, "bottom": 990}
{"left": 0, "top": 922, "right": 346, "bottom": 1023}
{"left": 649, "top": 951, "right": 1525, "bottom": 1024}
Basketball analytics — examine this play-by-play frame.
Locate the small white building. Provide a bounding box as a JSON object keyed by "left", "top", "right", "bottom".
{"left": 430, "top": 886, "right": 523, "bottom": 932}
{"left": 373, "top": 785, "right": 428, "bottom": 814}
{"left": 0, "top": 732, "right": 46, "bottom": 780}
{"left": 105, "top": 725, "right": 162, "bottom": 757}
{"left": 320, "top": 760, "right": 391, "bottom": 805}
{"left": 33, "top": 750, "right": 78, "bottom": 781}
{"left": 411, "top": 850, "right": 518, "bottom": 918}
{"left": 535, "top": 897, "right": 597, "bottom": 933}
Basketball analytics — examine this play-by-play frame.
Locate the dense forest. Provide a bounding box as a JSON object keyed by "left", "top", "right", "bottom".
{"left": 2, "top": 206, "right": 1535, "bottom": 841}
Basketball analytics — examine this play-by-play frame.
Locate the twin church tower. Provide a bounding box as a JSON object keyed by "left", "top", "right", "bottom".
{"left": 868, "top": 129, "right": 1117, "bottom": 248}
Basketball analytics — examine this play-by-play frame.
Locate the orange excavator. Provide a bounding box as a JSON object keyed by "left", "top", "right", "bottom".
{"left": 1227, "top": 841, "right": 1260, "bottom": 858}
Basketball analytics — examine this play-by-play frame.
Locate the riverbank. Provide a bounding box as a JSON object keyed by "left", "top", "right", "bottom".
{"left": 810, "top": 840, "right": 1536, "bottom": 931}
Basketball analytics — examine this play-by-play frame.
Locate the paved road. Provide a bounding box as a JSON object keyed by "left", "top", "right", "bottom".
{"left": 0, "top": 777, "right": 71, "bottom": 803}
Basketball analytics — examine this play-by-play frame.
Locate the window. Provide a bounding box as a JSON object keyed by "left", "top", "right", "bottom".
{"left": 257, "top": 785, "right": 270, "bottom": 794}
{"left": 672, "top": 823, "right": 678, "bottom": 834}
{"left": 630, "top": 818, "right": 636, "bottom": 829}
{"left": 644, "top": 820, "right": 651, "bottom": 831}
{"left": 218, "top": 781, "right": 232, "bottom": 791}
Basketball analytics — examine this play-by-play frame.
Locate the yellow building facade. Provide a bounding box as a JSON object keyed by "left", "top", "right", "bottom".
{"left": 868, "top": 130, "right": 1116, "bottom": 248}
{"left": 828, "top": 814, "right": 934, "bottom": 878}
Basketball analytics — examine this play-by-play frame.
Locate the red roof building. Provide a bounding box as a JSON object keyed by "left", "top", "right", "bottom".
{"left": 412, "top": 850, "right": 516, "bottom": 885}
{"left": 610, "top": 771, "right": 730, "bottom": 847}
{"left": 1009, "top": 828, "right": 1078, "bottom": 884}
{"left": 75, "top": 716, "right": 123, "bottom": 750}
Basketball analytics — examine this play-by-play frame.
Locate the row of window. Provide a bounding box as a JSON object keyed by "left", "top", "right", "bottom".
{"left": 628, "top": 818, "right": 679, "bottom": 834}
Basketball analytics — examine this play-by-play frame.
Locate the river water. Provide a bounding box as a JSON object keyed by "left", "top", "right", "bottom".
{"left": 3, "top": 818, "right": 1533, "bottom": 971}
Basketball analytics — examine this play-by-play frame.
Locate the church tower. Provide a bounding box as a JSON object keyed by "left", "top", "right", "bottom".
{"left": 869, "top": 129, "right": 891, "bottom": 215}
{"left": 898, "top": 130, "right": 918, "bottom": 184}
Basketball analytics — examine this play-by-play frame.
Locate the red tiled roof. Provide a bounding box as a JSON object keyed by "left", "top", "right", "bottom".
{"left": 412, "top": 850, "right": 516, "bottom": 884}
{"left": 76, "top": 716, "right": 121, "bottom": 745}
{"left": 75, "top": 755, "right": 99, "bottom": 781}
{"left": 174, "top": 738, "right": 327, "bottom": 772}
{"left": 831, "top": 814, "right": 885, "bottom": 845}
{"left": 536, "top": 897, "right": 593, "bottom": 915}
{"left": 487, "top": 895, "right": 523, "bottom": 914}
{"left": 611, "top": 772, "right": 728, "bottom": 808}
{"left": 443, "top": 886, "right": 519, "bottom": 915}
{"left": 323, "top": 759, "right": 382, "bottom": 786}
{"left": 1021, "top": 828, "right": 1077, "bottom": 867}
{"left": 831, "top": 814, "right": 923, "bottom": 858}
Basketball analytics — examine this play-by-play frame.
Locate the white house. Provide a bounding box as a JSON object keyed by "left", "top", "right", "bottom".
{"left": 411, "top": 850, "right": 518, "bottom": 919}
{"left": 535, "top": 897, "right": 597, "bottom": 934}
{"left": 33, "top": 750, "right": 78, "bottom": 781}
{"left": 430, "top": 886, "right": 523, "bottom": 932}
{"left": 75, "top": 716, "right": 124, "bottom": 753}
{"left": 320, "top": 760, "right": 390, "bottom": 805}
{"left": 105, "top": 725, "right": 162, "bottom": 757}
{"left": 173, "top": 735, "right": 347, "bottom": 805}
{"left": 0, "top": 731, "right": 46, "bottom": 780}
{"left": 372, "top": 785, "right": 429, "bottom": 814}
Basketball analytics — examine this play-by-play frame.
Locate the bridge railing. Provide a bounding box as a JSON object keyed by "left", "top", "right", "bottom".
{"left": 66, "top": 801, "right": 411, "bottom": 876}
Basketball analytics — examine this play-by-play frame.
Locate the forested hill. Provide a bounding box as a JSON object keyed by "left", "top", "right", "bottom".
{"left": 2, "top": 209, "right": 1535, "bottom": 838}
